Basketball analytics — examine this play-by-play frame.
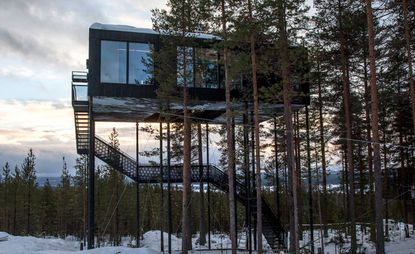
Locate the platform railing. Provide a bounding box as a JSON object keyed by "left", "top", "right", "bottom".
{"left": 71, "top": 71, "right": 88, "bottom": 108}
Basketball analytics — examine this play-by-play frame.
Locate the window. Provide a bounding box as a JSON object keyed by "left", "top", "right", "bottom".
{"left": 100, "top": 41, "right": 127, "bottom": 83}
{"left": 177, "top": 47, "right": 193, "bottom": 87}
{"left": 129, "top": 43, "right": 153, "bottom": 85}
{"left": 195, "top": 48, "right": 219, "bottom": 88}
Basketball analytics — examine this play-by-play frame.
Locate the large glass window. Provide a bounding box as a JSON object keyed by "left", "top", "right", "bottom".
{"left": 100, "top": 41, "right": 127, "bottom": 83}
{"left": 177, "top": 47, "right": 193, "bottom": 87}
{"left": 195, "top": 48, "right": 219, "bottom": 88}
{"left": 129, "top": 43, "right": 153, "bottom": 85}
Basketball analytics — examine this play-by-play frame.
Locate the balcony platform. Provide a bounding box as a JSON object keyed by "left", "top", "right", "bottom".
{"left": 91, "top": 95, "right": 305, "bottom": 124}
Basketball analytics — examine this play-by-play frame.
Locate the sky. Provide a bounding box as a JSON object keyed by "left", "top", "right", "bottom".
{"left": 0, "top": 0, "right": 315, "bottom": 177}
{"left": 0, "top": 0, "right": 167, "bottom": 176}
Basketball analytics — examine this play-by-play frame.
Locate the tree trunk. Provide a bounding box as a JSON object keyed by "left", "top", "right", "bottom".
{"left": 316, "top": 60, "right": 328, "bottom": 238}
{"left": 278, "top": 1, "right": 299, "bottom": 252}
{"left": 247, "top": 0, "right": 262, "bottom": 252}
{"left": 221, "top": 0, "right": 237, "bottom": 252}
{"left": 363, "top": 53, "right": 376, "bottom": 241}
{"left": 338, "top": 1, "right": 356, "bottom": 252}
{"left": 366, "top": 1, "right": 385, "bottom": 252}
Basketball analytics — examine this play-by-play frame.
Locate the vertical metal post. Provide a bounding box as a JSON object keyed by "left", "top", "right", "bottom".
{"left": 274, "top": 118, "right": 281, "bottom": 220}
{"left": 251, "top": 111, "right": 257, "bottom": 250}
{"left": 167, "top": 122, "right": 172, "bottom": 254}
{"left": 206, "top": 123, "right": 211, "bottom": 249}
{"left": 305, "top": 106, "right": 314, "bottom": 253}
{"left": 160, "top": 122, "right": 164, "bottom": 252}
{"left": 243, "top": 110, "right": 251, "bottom": 253}
{"left": 232, "top": 118, "right": 237, "bottom": 241}
{"left": 136, "top": 123, "right": 140, "bottom": 247}
{"left": 87, "top": 97, "right": 95, "bottom": 249}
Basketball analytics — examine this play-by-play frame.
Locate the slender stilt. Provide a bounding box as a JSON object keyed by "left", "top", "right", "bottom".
{"left": 136, "top": 123, "right": 140, "bottom": 247}
{"left": 232, "top": 118, "right": 237, "bottom": 242}
{"left": 243, "top": 109, "right": 252, "bottom": 253}
{"left": 251, "top": 111, "right": 257, "bottom": 250}
{"left": 87, "top": 97, "right": 95, "bottom": 249}
{"left": 273, "top": 118, "right": 281, "bottom": 222}
{"left": 206, "top": 123, "right": 211, "bottom": 249}
{"left": 160, "top": 122, "right": 164, "bottom": 252}
{"left": 305, "top": 107, "right": 314, "bottom": 254}
{"left": 167, "top": 122, "right": 172, "bottom": 254}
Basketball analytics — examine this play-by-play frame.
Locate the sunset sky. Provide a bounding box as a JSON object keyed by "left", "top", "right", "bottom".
{"left": 0, "top": 0, "right": 167, "bottom": 176}
{"left": 0, "top": 0, "right": 314, "bottom": 177}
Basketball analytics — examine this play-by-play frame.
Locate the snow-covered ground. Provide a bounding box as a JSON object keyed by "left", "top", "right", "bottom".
{"left": 0, "top": 222, "right": 414, "bottom": 254}
{"left": 0, "top": 232, "right": 158, "bottom": 254}
{"left": 299, "top": 221, "right": 415, "bottom": 254}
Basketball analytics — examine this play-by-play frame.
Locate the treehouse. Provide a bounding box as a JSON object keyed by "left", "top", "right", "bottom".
{"left": 71, "top": 22, "right": 310, "bottom": 251}
{"left": 73, "top": 23, "right": 309, "bottom": 126}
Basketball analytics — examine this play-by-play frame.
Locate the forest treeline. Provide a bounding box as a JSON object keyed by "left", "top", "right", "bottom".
{"left": 0, "top": 119, "right": 413, "bottom": 248}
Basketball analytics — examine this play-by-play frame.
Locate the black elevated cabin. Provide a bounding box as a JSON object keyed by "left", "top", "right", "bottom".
{"left": 73, "top": 23, "right": 309, "bottom": 126}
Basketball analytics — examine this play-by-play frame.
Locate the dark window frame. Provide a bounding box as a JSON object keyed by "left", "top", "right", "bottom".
{"left": 100, "top": 39, "right": 154, "bottom": 86}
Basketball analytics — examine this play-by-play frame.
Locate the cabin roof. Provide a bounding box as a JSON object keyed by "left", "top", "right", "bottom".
{"left": 90, "top": 22, "right": 221, "bottom": 40}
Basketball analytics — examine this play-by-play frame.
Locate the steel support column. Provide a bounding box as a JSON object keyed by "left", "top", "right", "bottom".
{"left": 136, "top": 123, "right": 140, "bottom": 247}
{"left": 274, "top": 118, "right": 281, "bottom": 221}
{"left": 87, "top": 97, "right": 95, "bottom": 249}
{"left": 160, "top": 122, "right": 164, "bottom": 252}
{"left": 251, "top": 111, "right": 257, "bottom": 250}
{"left": 243, "top": 109, "right": 252, "bottom": 253}
{"left": 167, "top": 122, "right": 172, "bottom": 254}
{"left": 206, "top": 123, "right": 211, "bottom": 249}
{"left": 232, "top": 118, "right": 237, "bottom": 242}
{"left": 305, "top": 107, "right": 314, "bottom": 254}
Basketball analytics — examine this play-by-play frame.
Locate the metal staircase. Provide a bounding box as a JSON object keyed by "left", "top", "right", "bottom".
{"left": 93, "top": 135, "right": 286, "bottom": 250}
{"left": 72, "top": 71, "right": 89, "bottom": 154}
{"left": 71, "top": 70, "right": 285, "bottom": 250}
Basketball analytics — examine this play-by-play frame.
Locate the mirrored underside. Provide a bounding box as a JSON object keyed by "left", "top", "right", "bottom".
{"left": 92, "top": 96, "right": 305, "bottom": 124}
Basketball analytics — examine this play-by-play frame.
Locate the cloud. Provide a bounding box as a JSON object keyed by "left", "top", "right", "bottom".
{"left": 0, "top": 0, "right": 167, "bottom": 70}
{"left": 0, "top": 99, "right": 75, "bottom": 175}
{"left": 0, "top": 100, "right": 159, "bottom": 176}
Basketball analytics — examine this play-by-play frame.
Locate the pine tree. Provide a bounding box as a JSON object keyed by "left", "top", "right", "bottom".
{"left": 21, "top": 149, "right": 37, "bottom": 235}
{"left": 40, "top": 179, "right": 57, "bottom": 235}
{"left": 57, "top": 157, "right": 73, "bottom": 237}
{"left": 74, "top": 155, "right": 88, "bottom": 245}
{"left": 11, "top": 165, "right": 21, "bottom": 235}
{"left": 107, "top": 127, "right": 125, "bottom": 246}
{"left": 1, "top": 162, "right": 11, "bottom": 232}
{"left": 152, "top": 0, "right": 206, "bottom": 251}
{"left": 366, "top": 1, "right": 384, "bottom": 251}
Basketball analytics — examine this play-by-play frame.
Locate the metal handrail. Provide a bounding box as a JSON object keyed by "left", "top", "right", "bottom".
{"left": 93, "top": 134, "right": 286, "bottom": 248}
{"left": 71, "top": 71, "right": 88, "bottom": 104}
